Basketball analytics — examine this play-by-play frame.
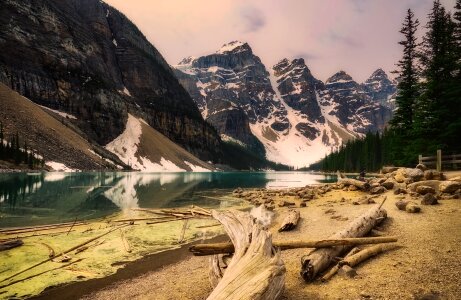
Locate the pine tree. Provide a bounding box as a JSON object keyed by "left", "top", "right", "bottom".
{"left": 416, "top": 0, "right": 459, "bottom": 153}
{"left": 390, "top": 9, "right": 420, "bottom": 132}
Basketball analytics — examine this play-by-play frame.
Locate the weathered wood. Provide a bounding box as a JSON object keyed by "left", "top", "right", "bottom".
{"left": 207, "top": 210, "right": 285, "bottom": 300}
{"left": 321, "top": 247, "right": 361, "bottom": 281}
{"left": 190, "top": 236, "right": 397, "bottom": 256}
{"left": 0, "top": 239, "right": 23, "bottom": 252}
{"left": 0, "top": 221, "right": 87, "bottom": 233}
{"left": 177, "top": 219, "right": 189, "bottom": 244}
{"left": 1, "top": 222, "right": 86, "bottom": 235}
{"left": 339, "top": 243, "right": 398, "bottom": 268}
{"left": 338, "top": 178, "right": 370, "bottom": 191}
{"left": 300, "top": 205, "right": 387, "bottom": 282}
{"left": 278, "top": 209, "right": 300, "bottom": 232}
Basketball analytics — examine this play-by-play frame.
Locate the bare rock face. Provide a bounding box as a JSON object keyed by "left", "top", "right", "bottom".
{"left": 361, "top": 68, "right": 397, "bottom": 110}
{"left": 439, "top": 181, "right": 461, "bottom": 194}
{"left": 0, "top": 0, "right": 221, "bottom": 161}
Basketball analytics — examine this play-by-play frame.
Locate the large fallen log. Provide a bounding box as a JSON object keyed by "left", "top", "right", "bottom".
{"left": 278, "top": 209, "right": 300, "bottom": 232}
{"left": 207, "top": 210, "right": 285, "bottom": 300}
{"left": 190, "top": 236, "right": 397, "bottom": 256}
{"left": 300, "top": 205, "right": 387, "bottom": 282}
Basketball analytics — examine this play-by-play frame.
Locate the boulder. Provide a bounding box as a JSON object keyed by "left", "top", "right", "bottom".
{"left": 424, "top": 170, "right": 446, "bottom": 180}
{"left": 348, "top": 185, "right": 358, "bottom": 191}
{"left": 382, "top": 166, "right": 399, "bottom": 174}
{"left": 439, "top": 181, "right": 461, "bottom": 194}
{"left": 395, "top": 200, "right": 409, "bottom": 210}
{"left": 448, "top": 176, "right": 461, "bottom": 182}
{"left": 421, "top": 193, "right": 438, "bottom": 205}
{"left": 407, "top": 180, "right": 442, "bottom": 193}
{"left": 416, "top": 164, "right": 427, "bottom": 171}
{"left": 381, "top": 180, "right": 395, "bottom": 190}
{"left": 393, "top": 187, "right": 407, "bottom": 195}
{"left": 395, "top": 168, "right": 424, "bottom": 182}
{"left": 370, "top": 186, "right": 386, "bottom": 194}
{"left": 405, "top": 202, "right": 421, "bottom": 213}
{"left": 415, "top": 185, "right": 436, "bottom": 195}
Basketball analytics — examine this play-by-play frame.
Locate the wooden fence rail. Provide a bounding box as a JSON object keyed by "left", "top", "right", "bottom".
{"left": 419, "top": 150, "right": 461, "bottom": 171}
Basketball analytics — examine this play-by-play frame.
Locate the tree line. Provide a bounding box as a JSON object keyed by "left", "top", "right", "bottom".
{"left": 310, "top": 0, "right": 461, "bottom": 172}
{"left": 0, "top": 122, "right": 44, "bottom": 169}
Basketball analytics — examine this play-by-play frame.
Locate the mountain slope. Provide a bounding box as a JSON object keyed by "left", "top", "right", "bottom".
{"left": 105, "top": 114, "right": 213, "bottom": 171}
{"left": 0, "top": 83, "right": 119, "bottom": 170}
{"left": 174, "top": 42, "right": 393, "bottom": 167}
{"left": 0, "top": 0, "right": 221, "bottom": 161}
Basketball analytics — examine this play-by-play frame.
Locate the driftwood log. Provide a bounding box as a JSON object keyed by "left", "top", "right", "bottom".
{"left": 190, "top": 236, "right": 397, "bottom": 256}
{"left": 300, "top": 205, "right": 387, "bottom": 282}
{"left": 0, "top": 239, "right": 23, "bottom": 252}
{"left": 278, "top": 210, "right": 300, "bottom": 232}
{"left": 207, "top": 210, "right": 285, "bottom": 300}
{"left": 339, "top": 243, "right": 398, "bottom": 268}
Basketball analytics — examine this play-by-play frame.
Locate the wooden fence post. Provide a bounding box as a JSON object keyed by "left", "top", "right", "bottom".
{"left": 436, "top": 149, "right": 442, "bottom": 172}
{"left": 418, "top": 155, "right": 422, "bottom": 165}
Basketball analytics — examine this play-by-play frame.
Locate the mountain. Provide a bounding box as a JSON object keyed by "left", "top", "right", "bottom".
{"left": 0, "top": 0, "right": 221, "bottom": 163}
{"left": 174, "top": 42, "right": 393, "bottom": 167}
{"left": 0, "top": 83, "right": 214, "bottom": 171}
{"left": 361, "top": 68, "right": 397, "bottom": 110}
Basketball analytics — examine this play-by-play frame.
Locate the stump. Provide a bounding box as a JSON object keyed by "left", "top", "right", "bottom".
{"left": 207, "top": 210, "right": 285, "bottom": 300}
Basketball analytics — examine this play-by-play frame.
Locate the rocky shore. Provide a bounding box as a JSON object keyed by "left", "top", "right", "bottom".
{"left": 78, "top": 167, "right": 461, "bottom": 300}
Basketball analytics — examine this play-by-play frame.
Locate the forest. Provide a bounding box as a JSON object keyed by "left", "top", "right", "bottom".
{"left": 0, "top": 122, "right": 44, "bottom": 169}
{"left": 310, "top": 0, "right": 461, "bottom": 172}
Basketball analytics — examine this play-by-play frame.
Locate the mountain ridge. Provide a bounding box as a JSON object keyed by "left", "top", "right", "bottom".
{"left": 174, "top": 41, "right": 395, "bottom": 167}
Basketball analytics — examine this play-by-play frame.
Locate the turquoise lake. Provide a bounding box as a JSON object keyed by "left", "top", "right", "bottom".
{"left": 0, "top": 172, "right": 337, "bottom": 228}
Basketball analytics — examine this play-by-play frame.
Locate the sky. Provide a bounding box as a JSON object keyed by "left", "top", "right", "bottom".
{"left": 104, "top": 0, "right": 456, "bottom": 83}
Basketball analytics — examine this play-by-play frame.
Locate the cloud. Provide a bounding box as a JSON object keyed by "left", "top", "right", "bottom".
{"left": 238, "top": 5, "right": 266, "bottom": 33}
{"left": 324, "top": 30, "right": 361, "bottom": 47}
{"left": 349, "top": 0, "right": 368, "bottom": 13}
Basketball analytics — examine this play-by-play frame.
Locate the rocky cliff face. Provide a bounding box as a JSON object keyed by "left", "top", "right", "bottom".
{"left": 174, "top": 42, "right": 393, "bottom": 167}
{"left": 174, "top": 41, "right": 288, "bottom": 153}
{"left": 0, "top": 0, "right": 221, "bottom": 161}
{"left": 362, "top": 68, "right": 397, "bottom": 110}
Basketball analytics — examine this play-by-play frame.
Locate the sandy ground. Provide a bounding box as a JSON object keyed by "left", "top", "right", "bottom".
{"left": 79, "top": 187, "right": 461, "bottom": 300}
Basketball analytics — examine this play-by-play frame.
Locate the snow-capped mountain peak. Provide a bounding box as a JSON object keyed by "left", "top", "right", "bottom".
{"left": 216, "top": 41, "right": 251, "bottom": 54}
{"left": 173, "top": 42, "right": 393, "bottom": 167}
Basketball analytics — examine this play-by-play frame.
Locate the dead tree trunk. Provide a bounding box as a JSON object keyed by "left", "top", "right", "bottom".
{"left": 207, "top": 210, "right": 285, "bottom": 300}
{"left": 300, "top": 205, "right": 387, "bottom": 282}
{"left": 278, "top": 210, "right": 300, "bottom": 232}
{"left": 0, "top": 239, "right": 23, "bottom": 252}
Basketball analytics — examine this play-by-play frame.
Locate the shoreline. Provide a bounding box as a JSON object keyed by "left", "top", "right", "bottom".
{"left": 30, "top": 235, "right": 227, "bottom": 300}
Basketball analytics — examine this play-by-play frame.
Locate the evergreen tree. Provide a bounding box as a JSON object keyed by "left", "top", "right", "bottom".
{"left": 416, "top": 0, "right": 459, "bottom": 153}
{"left": 390, "top": 9, "right": 420, "bottom": 132}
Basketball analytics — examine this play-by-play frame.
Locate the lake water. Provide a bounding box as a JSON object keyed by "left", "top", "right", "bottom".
{"left": 0, "top": 172, "right": 336, "bottom": 228}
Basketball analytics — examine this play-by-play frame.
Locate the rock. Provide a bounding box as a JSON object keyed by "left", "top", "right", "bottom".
{"left": 338, "top": 265, "right": 357, "bottom": 278}
{"left": 406, "top": 202, "right": 421, "bottom": 213}
{"left": 421, "top": 193, "right": 438, "bottom": 205}
{"left": 381, "top": 180, "right": 394, "bottom": 190}
{"left": 370, "top": 186, "right": 385, "bottom": 194}
{"left": 416, "top": 185, "right": 436, "bottom": 195}
{"left": 299, "top": 202, "right": 307, "bottom": 207}
{"left": 278, "top": 200, "right": 295, "bottom": 207}
{"left": 407, "top": 180, "right": 441, "bottom": 193}
{"left": 395, "top": 200, "right": 409, "bottom": 210}
{"left": 348, "top": 185, "right": 358, "bottom": 191}
{"left": 416, "top": 163, "right": 427, "bottom": 171}
{"left": 394, "top": 187, "right": 407, "bottom": 195}
{"left": 425, "top": 170, "right": 446, "bottom": 180}
{"left": 381, "top": 166, "right": 399, "bottom": 174}
{"left": 449, "top": 176, "right": 461, "bottom": 182}
{"left": 440, "top": 181, "right": 461, "bottom": 193}
{"left": 395, "top": 168, "right": 424, "bottom": 182}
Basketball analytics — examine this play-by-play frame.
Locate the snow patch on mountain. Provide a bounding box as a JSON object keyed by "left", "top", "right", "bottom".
{"left": 105, "top": 114, "right": 187, "bottom": 172}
